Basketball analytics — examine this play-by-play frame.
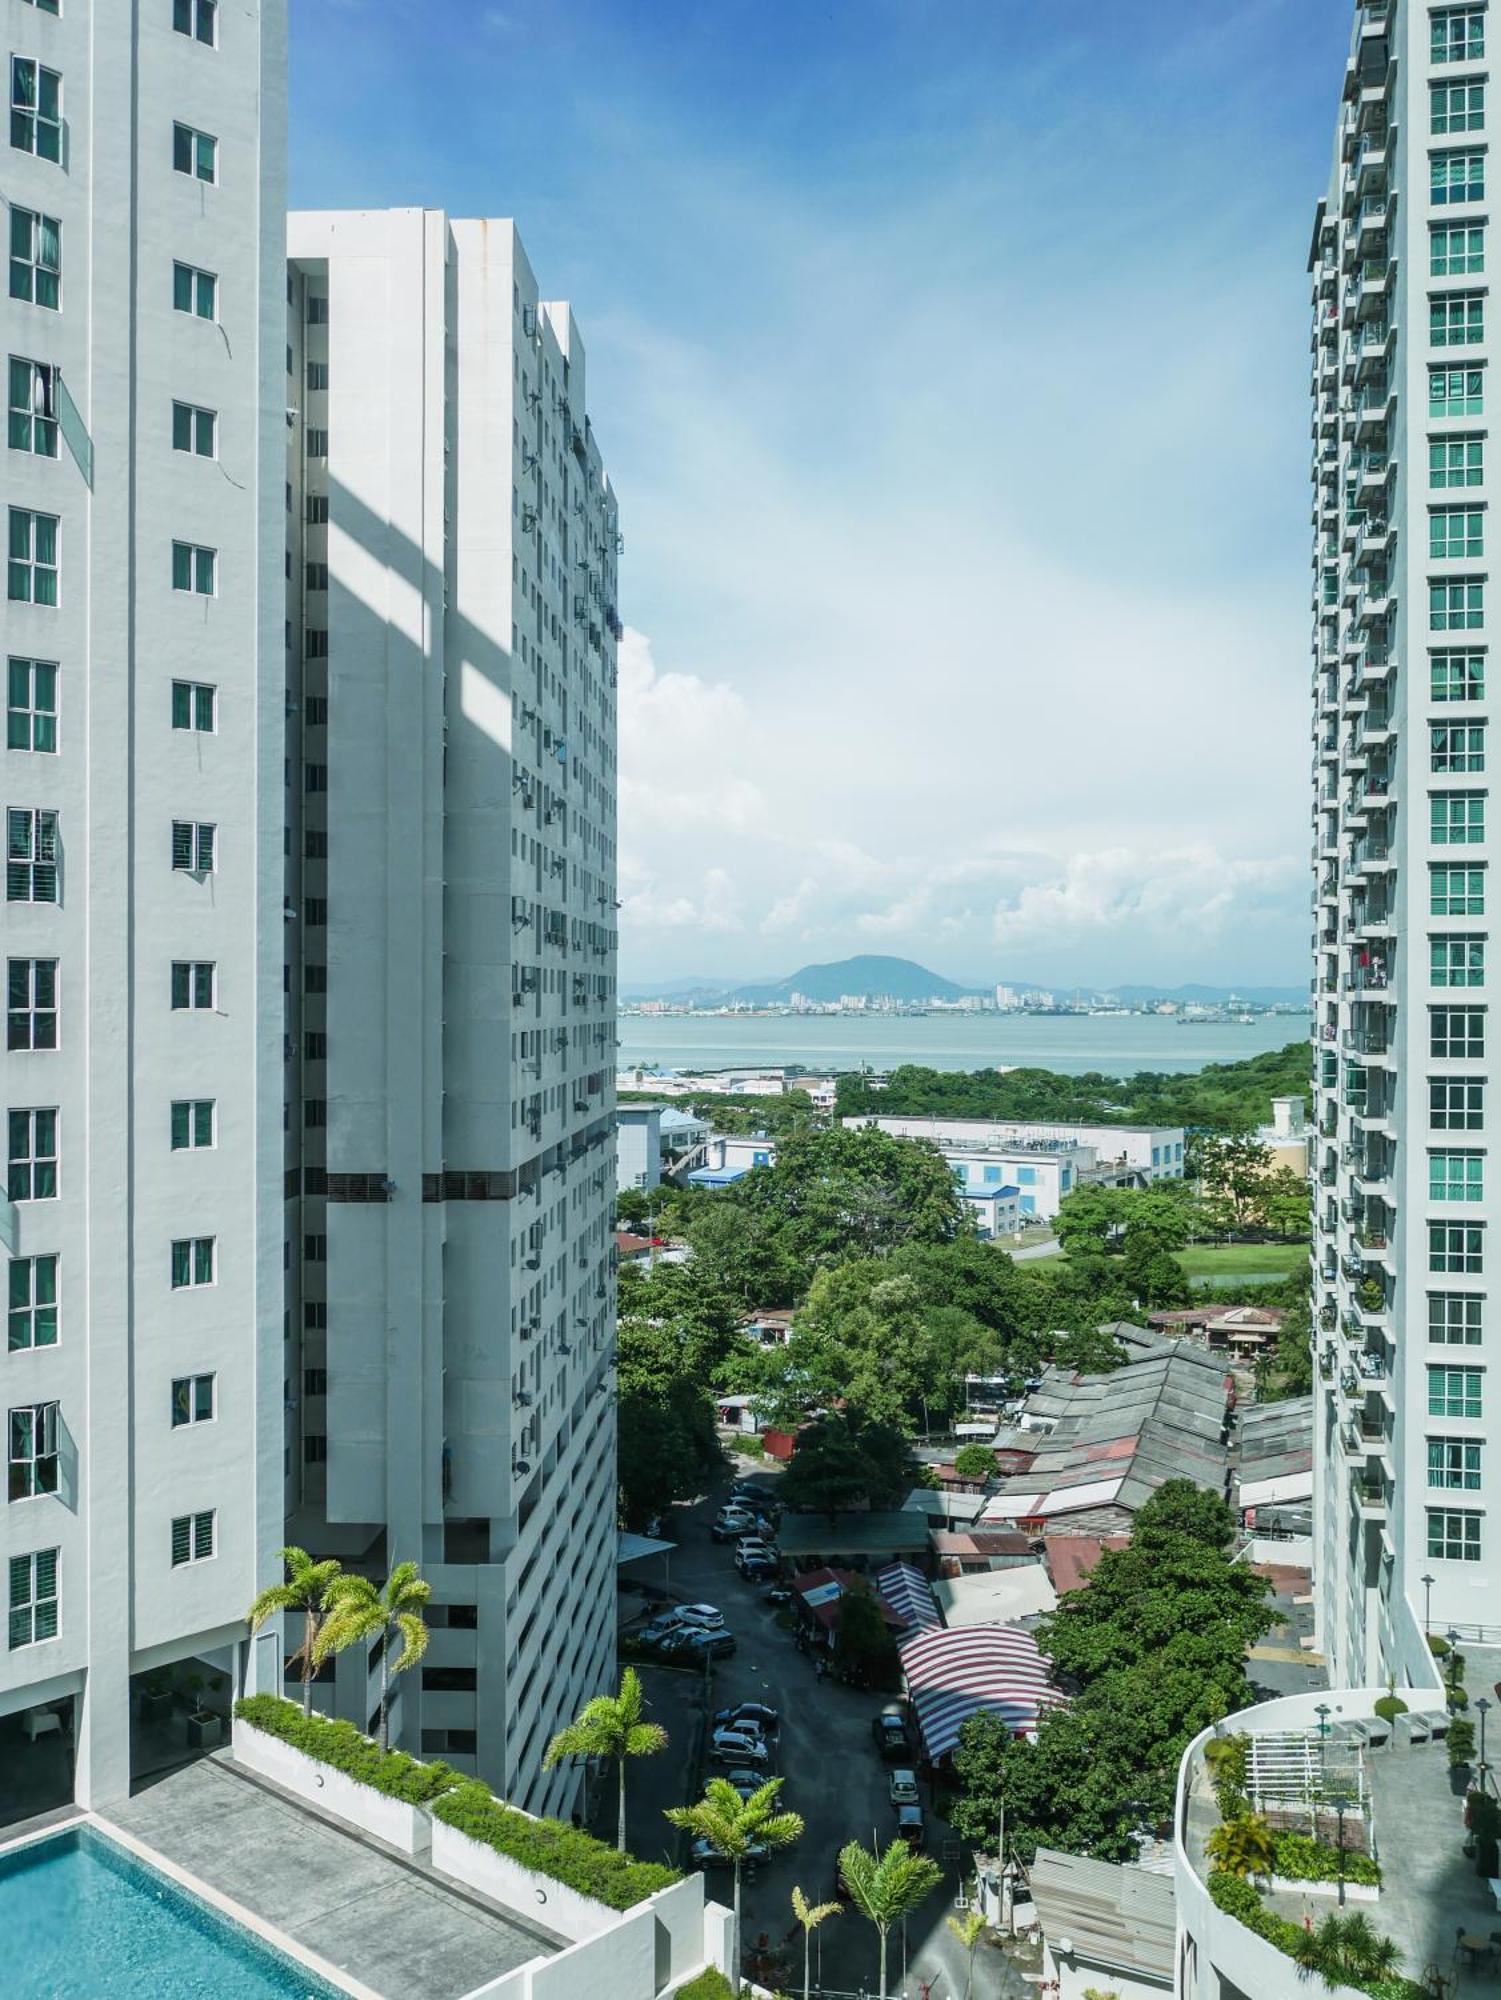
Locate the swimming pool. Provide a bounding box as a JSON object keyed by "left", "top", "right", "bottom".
{"left": 0, "top": 1823, "right": 350, "bottom": 1998}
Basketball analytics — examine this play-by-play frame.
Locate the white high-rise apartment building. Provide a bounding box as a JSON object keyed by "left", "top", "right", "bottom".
{"left": 1310, "top": 0, "right": 1499, "bottom": 1687}
{"left": 283, "top": 211, "right": 619, "bottom": 1816}
{"left": 1, "top": 0, "right": 286, "bottom": 1803}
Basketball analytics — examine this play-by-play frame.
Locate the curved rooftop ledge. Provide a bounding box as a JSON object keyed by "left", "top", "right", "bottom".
{"left": 1174, "top": 1685, "right": 1452, "bottom": 2000}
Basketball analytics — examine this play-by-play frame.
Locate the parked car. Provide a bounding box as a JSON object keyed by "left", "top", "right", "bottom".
{"left": 672, "top": 1603, "right": 726, "bottom": 1630}
{"left": 888, "top": 1769, "right": 919, "bottom": 1808}
{"left": 637, "top": 1613, "right": 686, "bottom": 1648}
{"left": 692, "top": 1835, "right": 769, "bottom": 1872}
{"left": 765, "top": 1584, "right": 792, "bottom": 1606}
{"left": 872, "top": 1706, "right": 912, "bottom": 1761}
{"left": 739, "top": 1558, "right": 778, "bottom": 1585}
{"left": 664, "top": 1628, "right": 735, "bottom": 1661}
{"left": 714, "top": 1701, "right": 780, "bottom": 1737}
{"left": 711, "top": 1511, "right": 757, "bottom": 1543}
{"left": 722, "top": 1768, "right": 765, "bottom": 1800}
{"left": 711, "top": 1728, "right": 769, "bottom": 1768}
{"left": 895, "top": 1804, "right": 925, "bottom": 1848}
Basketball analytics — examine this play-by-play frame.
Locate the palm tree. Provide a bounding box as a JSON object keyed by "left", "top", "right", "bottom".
{"left": 945, "top": 1904, "right": 988, "bottom": 2000}
{"left": 1314, "top": 1912, "right": 1403, "bottom": 1984}
{"left": 313, "top": 1560, "right": 431, "bottom": 1752}
{"left": 791, "top": 1884, "right": 840, "bottom": 2000}
{"left": 837, "top": 1838, "right": 942, "bottom": 2000}
{"left": 246, "top": 1546, "right": 343, "bottom": 1715}
{"left": 542, "top": 1667, "right": 666, "bottom": 1854}
{"left": 1204, "top": 1812, "right": 1276, "bottom": 1880}
{"left": 666, "top": 1776, "right": 802, "bottom": 1988}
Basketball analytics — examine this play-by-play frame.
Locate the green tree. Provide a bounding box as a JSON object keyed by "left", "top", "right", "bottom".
{"left": 681, "top": 1200, "right": 803, "bottom": 1308}
{"left": 246, "top": 1545, "right": 343, "bottom": 1716}
{"left": 666, "top": 1778, "right": 803, "bottom": 1987}
{"left": 834, "top": 1580, "right": 898, "bottom": 1689}
{"left": 791, "top": 1885, "right": 840, "bottom": 2000}
{"left": 542, "top": 1667, "right": 667, "bottom": 1854}
{"left": 313, "top": 1561, "right": 431, "bottom": 1752}
{"left": 837, "top": 1839, "right": 943, "bottom": 1999}
{"left": 945, "top": 1905, "right": 988, "bottom": 2000}
{"left": 952, "top": 1443, "right": 997, "bottom": 1483}
{"left": 1119, "top": 1229, "right": 1191, "bottom": 1308}
{"left": 1195, "top": 1136, "right": 1275, "bottom": 1235}
{"left": 779, "top": 1411, "right": 918, "bottom": 1517}
{"left": 1260, "top": 1166, "right": 1311, "bottom": 1239}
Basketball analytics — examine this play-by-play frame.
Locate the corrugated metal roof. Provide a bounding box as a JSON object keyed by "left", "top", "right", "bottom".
{"left": 899, "top": 1624, "right": 1059, "bottom": 1759}
{"left": 1028, "top": 1848, "right": 1175, "bottom": 1984}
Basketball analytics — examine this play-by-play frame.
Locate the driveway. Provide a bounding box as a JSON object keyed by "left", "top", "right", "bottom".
{"left": 615, "top": 1459, "right": 1032, "bottom": 1998}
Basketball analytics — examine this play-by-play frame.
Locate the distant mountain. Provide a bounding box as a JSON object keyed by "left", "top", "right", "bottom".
{"left": 723, "top": 955, "right": 976, "bottom": 1006}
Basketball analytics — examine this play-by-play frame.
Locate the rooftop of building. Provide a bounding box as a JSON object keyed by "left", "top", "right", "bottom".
{"left": 1029, "top": 1846, "right": 1175, "bottom": 1988}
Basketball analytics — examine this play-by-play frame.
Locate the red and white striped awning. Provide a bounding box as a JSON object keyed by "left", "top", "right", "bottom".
{"left": 875, "top": 1561, "right": 940, "bottom": 1632}
{"left": 898, "top": 1624, "right": 1057, "bottom": 1760}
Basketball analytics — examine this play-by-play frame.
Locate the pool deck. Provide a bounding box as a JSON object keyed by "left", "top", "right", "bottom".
{"left": 102, "top": 1753, "right": 563, "bottom": 2000}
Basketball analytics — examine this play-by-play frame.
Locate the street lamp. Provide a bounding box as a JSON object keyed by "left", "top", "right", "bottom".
{"left": 1334, "top": 1797, "right": 1348, "bottom": 1907}
{"left": 1478, "top": 1697, "right": 1492, "bottom": 1787}
{"left": 1447, "top": 1629, "right": 1463, "bottom": 1703}
{"left": 1421, "top": 1571, "right": 1435, "bottom": 1637}
{"left": 1315, "top": 1703, "right": 1331, "bottom": 1799}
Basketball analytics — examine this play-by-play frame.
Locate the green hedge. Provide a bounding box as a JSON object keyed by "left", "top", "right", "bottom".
{"left": 432, "top": 1780, "right": 680, "bottom": 1912}
{"left": 673, "top": 1973, "right": 734, "bottom": 2000}
{"left": 1207, "top": 1872, "right": 1422, "bottom": 2000}
{"left": 234, "top": 1694, "right": 461, "bottom": 1805}
{"left": 1272, "top": 1831, "right": 1381, "bottom": 1887}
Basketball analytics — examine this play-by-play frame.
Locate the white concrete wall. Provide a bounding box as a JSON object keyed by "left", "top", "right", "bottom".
{"left": 232, "top": 1716, "right": 431, "bottom": 1855}
{"left": 0, "top": 0, "right": 286, "bottom": 1806}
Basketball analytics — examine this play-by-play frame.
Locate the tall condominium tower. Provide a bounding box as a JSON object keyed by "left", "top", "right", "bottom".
{"left": 283, "top": 211, "right": 619, "bottom": 1815}
{"left": 1310, "top": 0, "right": 1497, "bottom": 1687}
{"left": 1, "top": 0, "right": 286, "bottom": 1802}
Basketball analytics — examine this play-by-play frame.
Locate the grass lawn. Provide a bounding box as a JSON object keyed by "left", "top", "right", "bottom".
{"left": 1176, "top": 1242, "right": 1309, "bottom": 1286}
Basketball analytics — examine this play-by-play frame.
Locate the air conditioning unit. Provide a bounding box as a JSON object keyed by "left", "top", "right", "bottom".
{"left": 512, "top": 1459, "right": 531, "bottom": 1477}
{"left": 524, "top": 1255, "right": 540, "bottom": 1271}
{"left": 513, "top": 1390, "right": 532, "bottom": 1407}
{"left": 557, "top": 1341, "right": 571, "bottom": 1357}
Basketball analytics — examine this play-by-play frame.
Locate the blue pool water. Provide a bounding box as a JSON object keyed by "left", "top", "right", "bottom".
{"left": 0, "top": 1824, "right": 348, "bottom": 1999}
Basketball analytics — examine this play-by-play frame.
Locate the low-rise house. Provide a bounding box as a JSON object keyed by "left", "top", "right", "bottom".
{"left": 615, "top": 1103, "right": 711, "bottom": 1190}
{"left": 933, "top": 1565, "right": 1057, "bottom": 1627}
{"left": 1028, "top": 1847, "right": 1174, "bottom": 1999}
{"left": 738, "top": 1307, "right": 796, "bottom": 1347}
{"left": 1147, "top": 1303, "right": 1286, "bottom": 1358}
{"left": 1234, "top": 1394, "right": 1314, "bottom": 1535}
{"left": 960, "top": 1183, "right": 1022, "bottom": 1237}
{"left": 929, "top": 1528, "right": 1039, "bottom": 1576}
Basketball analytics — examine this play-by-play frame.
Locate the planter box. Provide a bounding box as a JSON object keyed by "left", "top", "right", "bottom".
{"left": 187, "top": 1712, "right": 224, "bottom": 1750}
{"left": 231, "top": 1716, "right": 432, "bottom": 1857}
{"left": 431, "top": 1815, "right": 616, "bottom": 1943}
{"left": 1268, "top": 1873, "right": 1379, "bottom": 1904}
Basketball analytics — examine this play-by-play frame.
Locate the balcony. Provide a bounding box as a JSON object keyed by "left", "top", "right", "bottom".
{"left": 1356, "top": 1470, "right": 1388, "bottom": 1517}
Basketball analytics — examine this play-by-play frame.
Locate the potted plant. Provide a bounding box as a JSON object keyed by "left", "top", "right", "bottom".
{"left": 1466, "top": 1790, "right": 1501, "bottom": 1880}
{"left": 1447, "top": 1717, "right": 1476, "bottom": 1792}
{"left": 138, "top": 1672, "right": 173, "bottom": 1725}
{"left": 183, "top": 1672, "right": 222, "bottom": 1748}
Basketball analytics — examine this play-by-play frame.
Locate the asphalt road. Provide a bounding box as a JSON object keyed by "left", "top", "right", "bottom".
{"left": 613, "top": 1458, "right": 1033, "bottom": 1999}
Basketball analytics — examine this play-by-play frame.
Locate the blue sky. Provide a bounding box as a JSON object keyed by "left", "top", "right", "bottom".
{"left": 292, "top": 0, "right": 1354, "bottom": 990}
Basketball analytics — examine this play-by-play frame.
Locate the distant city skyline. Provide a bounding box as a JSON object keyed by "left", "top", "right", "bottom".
{"left": 291, "top": 0, "right": 1352, "bottom": 987}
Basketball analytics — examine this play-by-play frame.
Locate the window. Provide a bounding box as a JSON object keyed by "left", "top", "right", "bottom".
{"left": 170, "top": 1511, "right": 215, "bottom": 1566}
{"left": 305, "top": 428, "right": 327, "bottom": 459}
{"left": 1433, "top": 791, "right": 1487, "bottom": 844}
{"left": 7, "top": 958, "right": 56, "bottom": 1051}
{"left": 171, "top": 1374, "right": 215, "bottom": 1427}
{"left": 305, "top": 630, "right": 328, "bottom": 659}
{"left": 170, "top": 821, "right": 214, "bottom": 873}
{"left": 22, "top": 0, "right": 62, "bottom": 13}
{"left": 7, "top": 658, "right": 56, "bottom": 751}
{"left": 306, "top": 361, "right": 328, "bottom": 391}
{"left": 1432, "top": 507, "right": 1485, "bottom": 559}
{"left": 1431, "top": 578, "right": 1485, "bottom": 628}
{"left": 1432, "top": 864, "right": 1480, "bottom": 916}
{"left": 305, "top": 562, "right": 328, "bottom": 591}
{"left": 1431, "top": 364, "right": 1486, "bottom": 415}
{"left": 1433, "top": 722, "right": 1487, "bottom": 772}
{"left": 305, "top": 829, "right": 328, "bottom": 860}
{"left": 1433, "top": 1006, "right": 1487, "bottom": 1058}
{"left": 171, "top": 541, "right": 215, "bottom": 596}
{"left": 1432, "top": 650, "right": 1487, "bottom": 702}
{"left": 1433, "top": 439, "right": 1486, "bottom": 497}
{"left": 1429, "top": 1437, "right": 1484, "bottom": 1490}
{"left": 172, "top": 261, "right": 216, "bottom": 320}
{"left": 303, "top": 898, "right": 326, "bottom": 926}
{"left": 304, "top": 964, "right": 326, "bottom": 994}
{"left": 7, "top": 1108, "right": 55, "bottom": 1202}
{"left": 305, "top": 696, "right": 328, "bottom": 726}
{"left": 8, "top": 1548, "right": 58, "bottom": 1649}
{"left": 1432, "top": 1077, "right": 1486, "bottom": 1128}
{"left": 1430, "top": 1220, "right": 1485, "bottom": 1271}
{"left": 1431, "top": 1149, "right": 1485, "bottom": 1202}
{"left": 302, "top": 1434, "right": 326, "bottom": 1465}
{"left": 172, "top": 0, "right": 217, "bottom": 46}
{"left": 306, "top": 494, "right": 328, "bottom": 525}
{"left": 1432, "top": 292, "right": 1485, "bottom": 344}
{"left": 1433, "top": 8, "right": 1486, "bottom": 64}
{"left": 8, "top": 208, "right": 59, "bottom": 309}
{"left": 303, "top": 1367, "right": 327, "bottom": 1396}
{"left": 303, "top": 1234, "right": 326, "bottom": 1263}
{"left": 305, "top": 1030, "right": 327, "bottom": 1059}
{"left": 1433, "top": 221, "right": 1485, "bottom": 275}
{"left": 1430, "top": 1363, "right": 1484, "bottom": 1417}
{"left": 1434, "top": 77, "right": 1487, "bottom": 131}
{"left": 170, "top": 680, "right": 215, "bottom": 733}
{"left": 1435, "top": 149, "right": 1488, "bottom": 206}
{"left": 1432, "top": 934, "right": 1486, "bottom": 987}
{"left": 8, "top": 358, "right": 57, "bottom": 457}
{"left": 171, "top": 401, "right": 216, "bottom": 457}
{"left": 8, "top": 509, "right": 58, "bottom": 605}
{"left": 10, "top": 59, "right": 60, "bottom": 163}
{"left": 8, "top": 1402, "right": 58, "bottom": 1499}
{"left": 171, "top": 121, "right": 216, "bottom": 182}
{"left": 1428, "top": 1507, "right": 1483, "bottom": 1561}
{"left": 1431, "top": 1293, "right": 1484, "bottom": 1344}
{"left": 303, "top": 1098, "right": 326, "bottom": 1128}
{"left": 306, "top": 294, "right": 328, "bottom": 325}
{"left": 6, "top": 808, "right": 58, "bottom": 902}
{"left": 8, "top": 1255, "right": 57, "bottom": 1352}
{"left": 304, "top": 763, "right": 326, "bottom": 793}
{"left": 170, "top": 1236, "right": 214, "bottom": 1289}
{"left": 170, "top": 1099, "right": 213, "bottom": 1150}
{"left": 170, "top": 960, "right": 215, "bottom": 1010}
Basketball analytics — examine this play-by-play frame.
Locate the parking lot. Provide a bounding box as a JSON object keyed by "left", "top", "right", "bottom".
{"left": 612, "top": 1460, "right": 1028, "bottom": 1998}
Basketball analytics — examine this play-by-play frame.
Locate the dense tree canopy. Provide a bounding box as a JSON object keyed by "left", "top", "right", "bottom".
{"left": 777, "top": 1411, "right": 919, "bottom": 1516}
{"left": 951, "top": 1481, "right": 1276, "bottom": 1863}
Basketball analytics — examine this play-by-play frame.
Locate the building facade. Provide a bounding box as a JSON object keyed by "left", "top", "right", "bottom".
{"left": 1, "top": 0, "right": 287, "bottom": 1802}
{"left": 282, "top": 211, "right": 619, "bottom": 1815}
{"left": 1310, "top": 0, "right": 1499, "bottom": 1689}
